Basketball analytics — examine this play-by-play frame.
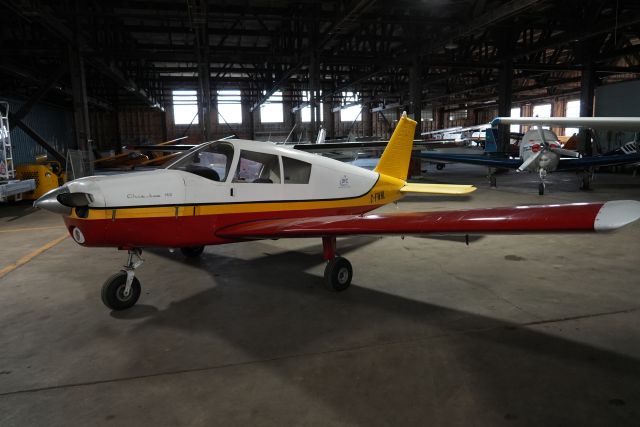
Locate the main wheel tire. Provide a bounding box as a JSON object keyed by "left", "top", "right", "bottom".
{"left": 489, "top": 176, "right": 497, "bottom": 187}
{"left": 436, "top": 164, "right": 445, "bottom": 170}
{"left": 538, "top": 183, "right": 545, "bottom": 195}
{"left": 180, "top": 245, "right": 205, "bottom": 258}
{"left": 101, "top": 271, "right": 141, "bottom": 310}
{"left": 324, "top": 257, "right": 353, "bottom": 292}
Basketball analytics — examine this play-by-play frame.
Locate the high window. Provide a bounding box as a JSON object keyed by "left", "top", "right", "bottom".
{"left": 510, "top": 107, "right": 521, "bottom": 133}
{"left": 173, "top": 90, "right": 198, "bottom": 125}
{"left": 260, "top": 91, "right": 284, "bottom": 123}
{"left": 449, "top": 110, "right": 468, "bottom": 121}
{"left": 340, "top": 92, "right": 361, "bottom": 122}
{"left": 565, "top": 100, "right": 581, "bottom": 136}
{"left": 217, "top": 90, "right": 242, "bottom": 124}
{"left": 533, "top": 104, "right": 552, "bottom": 129}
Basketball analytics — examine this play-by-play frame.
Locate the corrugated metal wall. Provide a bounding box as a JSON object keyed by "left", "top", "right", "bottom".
{"left": 90, "top": 108, "right": 166, "bottom": 152}
{"left": 595, "top": 80, "right": 640, "bottom": 152}
{"left": 5, "top": 97, "right": 73, "bottom": 165}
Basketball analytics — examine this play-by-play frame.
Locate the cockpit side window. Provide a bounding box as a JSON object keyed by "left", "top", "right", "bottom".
{"left": 168, "top": 142, "right": 234, "bottom": 182}
{"left": 233, "top": 150, "right": 281, "bottom": 183}
{"left": 282, "top": 156, "right": 312, "bottom": 184}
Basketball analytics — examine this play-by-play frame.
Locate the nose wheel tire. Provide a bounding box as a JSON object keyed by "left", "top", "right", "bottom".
{"left": 324, "top": 257, "right": 353, "bottom": 292}
{"left": 101, "top": 271, "right": 141, "bottom": 310}
{"left": 180, "top": 245, "right": 205, "bottom": 258}
{"left": 538, "top": 183, "right": 545, "bottom": 195}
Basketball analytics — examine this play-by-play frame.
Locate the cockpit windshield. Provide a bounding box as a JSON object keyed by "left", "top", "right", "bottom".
{"left": 165, "top": 141, "right": 234, "bottom": 182}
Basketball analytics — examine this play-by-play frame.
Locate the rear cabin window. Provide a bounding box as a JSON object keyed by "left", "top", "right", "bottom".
{"left": 233, "top": 150, "right": 281, "bottom": 183}
{"left": 282, "top": 156, "right": 312, "bottom": 184}
{"left": 168, "top": 141, "right": 234, "bottom": 182}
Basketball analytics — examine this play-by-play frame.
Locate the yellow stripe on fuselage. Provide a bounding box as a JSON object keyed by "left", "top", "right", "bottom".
{"left": 70, "top": 175, "right": 406, "bottom": 220}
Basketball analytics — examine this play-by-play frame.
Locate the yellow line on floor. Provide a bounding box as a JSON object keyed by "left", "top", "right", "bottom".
{"left": 0, "top": 226, "right": 65, "bottom": 233}
{"left": 0, "top": 234, "right": 69, "bottom": 279}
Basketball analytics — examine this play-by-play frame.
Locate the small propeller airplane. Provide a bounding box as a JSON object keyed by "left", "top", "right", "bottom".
{"left": 416, "top": 117, "right": 640, "bottom": 195}
{"left": 34, "top": 113, "right": 640, "bottom": 311}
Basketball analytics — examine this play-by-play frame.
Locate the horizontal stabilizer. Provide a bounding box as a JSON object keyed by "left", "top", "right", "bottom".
{"left": 216, "top": 201, "right": 640, "bottom": 240}
{"left": 400, "top": 183, "right": 476, "bottom": 195}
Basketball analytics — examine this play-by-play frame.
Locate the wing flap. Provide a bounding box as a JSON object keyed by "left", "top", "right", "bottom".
{"left": 400, "top": 183, "right": 476, "bottom": 195}
{"left": 216, "top": 201, "right": 640, "bottom": 239}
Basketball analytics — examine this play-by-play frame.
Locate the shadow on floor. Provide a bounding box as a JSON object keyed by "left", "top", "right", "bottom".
{"left": 112, "top": 238, "right": 640, "bottom": 425}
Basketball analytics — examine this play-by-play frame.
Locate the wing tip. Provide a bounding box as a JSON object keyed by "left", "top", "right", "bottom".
{"left": 594, "top": 200, "right": 640, "bottom": 231}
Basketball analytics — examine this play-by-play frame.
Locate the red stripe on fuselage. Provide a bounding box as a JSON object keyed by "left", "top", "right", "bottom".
{"left": 63, "top": 205, "right": 382, "bottom": 248}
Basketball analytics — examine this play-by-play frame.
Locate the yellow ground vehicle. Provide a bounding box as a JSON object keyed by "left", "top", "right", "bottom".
{"left": 15, "top": 160, "right": 66, "bottom": 200}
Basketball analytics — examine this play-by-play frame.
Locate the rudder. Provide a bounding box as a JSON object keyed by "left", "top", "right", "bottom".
{"left": 374, "top": 112, "right": 417, "bottom": 180}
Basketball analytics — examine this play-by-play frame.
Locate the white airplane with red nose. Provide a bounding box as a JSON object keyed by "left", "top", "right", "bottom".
{"left": 35, "top": 113, "right": 640, "bottom": 311}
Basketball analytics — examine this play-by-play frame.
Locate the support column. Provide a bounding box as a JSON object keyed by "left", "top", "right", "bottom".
{"left": 309, "top": 52, "right": 321, "bottom": 133}
{"left": 323, "top": 101, "right": 335, "bottom": 139}
{"left": 308, "top": 7, "right": 321, "bottom": 135}
{"left": 497, "top": 59, "right": 513, "bottom": 153}
{"left": 68, "top": 45, "right": 91, "bottom": 153}
{"left": 362, "top": 91, "right": 373, "bottom": 137}
{"left": 282, "top": 88, "right": 295, "bottom": 131}
{"left": 241, "top": 89, "right": 254, "bottom": 140}
{"left": 579, "top": 61, "right": 596, "bottom": 155}
{"left": 409, "top": 54, "right": 423, "bottom": 138}
{"left": 198, "top": 59, "right": 212, "bottom": 140}
{"left": 436, "top": 106, "right": 445, "bottom": 130}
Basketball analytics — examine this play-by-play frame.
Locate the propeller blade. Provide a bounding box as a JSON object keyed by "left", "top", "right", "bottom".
{"left": 551, "top": 147, "right": 581, "bottom": 158}
{"left": 517, "top": 149, "right": 544, "bottom": 172}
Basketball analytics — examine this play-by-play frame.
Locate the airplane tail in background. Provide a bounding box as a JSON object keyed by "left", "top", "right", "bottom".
{"left": 374, "top": 112, "right": 417, "bottom": 180}
{"left": 485, "top": 128, "right": 498, "bottom": 153}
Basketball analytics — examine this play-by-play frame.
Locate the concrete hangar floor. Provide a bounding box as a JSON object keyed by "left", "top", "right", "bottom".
{"left": 1, "top": 164, "right": 640, "bottom": 426}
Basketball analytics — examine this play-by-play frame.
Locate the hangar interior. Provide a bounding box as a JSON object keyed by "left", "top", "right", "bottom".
{"left": 2, "top": 1, "right": 640, "bottom": 426}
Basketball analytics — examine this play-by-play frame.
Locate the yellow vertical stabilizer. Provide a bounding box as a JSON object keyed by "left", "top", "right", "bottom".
{"left": 374, "top": 112, "right": 417, "bottom": 180}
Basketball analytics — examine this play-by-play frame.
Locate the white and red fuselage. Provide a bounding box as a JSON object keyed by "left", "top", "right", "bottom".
{"left": 56, "top": 139, "right": 403, "bottom": 249}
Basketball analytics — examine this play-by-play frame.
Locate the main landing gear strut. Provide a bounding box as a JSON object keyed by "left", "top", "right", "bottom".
{"left": 579, "top": 169, "right": 595, "bottom": 191}
{"left": 487, "top": 168, "right": 497, "bottom": 188}
{"left": 101, "top": 249, "right": 144, "bottom": 310}
{"left": 322, "top": 236, "right": 353, "bottom": 291}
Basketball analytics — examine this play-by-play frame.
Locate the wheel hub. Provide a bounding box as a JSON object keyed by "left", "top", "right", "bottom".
{"left": 116, "top": 285, "right": 132, "bottom": 301}
{"left": 337, "top": 268, "right": 349, "bottom": 284}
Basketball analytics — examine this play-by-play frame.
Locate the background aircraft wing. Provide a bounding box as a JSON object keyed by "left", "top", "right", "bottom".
{"left": 123, "top": 144, "right": 197, "bottom": 152}
{"left": 493, "top": 117, "right": 640, "bottom": 130}
{"left": 556, "top": 153, "right": 640, "bottom": 171}
{"left": 415, "top": 152, "right": 522, "bottom": 169}
{"left": 216, "top": 201, "right": 640, "bottom": 240}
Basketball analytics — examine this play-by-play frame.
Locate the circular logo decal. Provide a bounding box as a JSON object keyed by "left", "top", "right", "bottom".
{"left": 71, "top": 227, "right": 86, "bottom": 244}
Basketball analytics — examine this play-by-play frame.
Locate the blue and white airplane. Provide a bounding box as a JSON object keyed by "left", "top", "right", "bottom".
{"left": 416, "top": 117, "right": 640, "bottom": 195}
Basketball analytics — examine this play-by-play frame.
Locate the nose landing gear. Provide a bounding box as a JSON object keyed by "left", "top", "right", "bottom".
{"left": 538, "top": 169, "right": 548, "bottom": 195}
{"left": 101, "top": 249, "right": 144, "bottom": 310}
